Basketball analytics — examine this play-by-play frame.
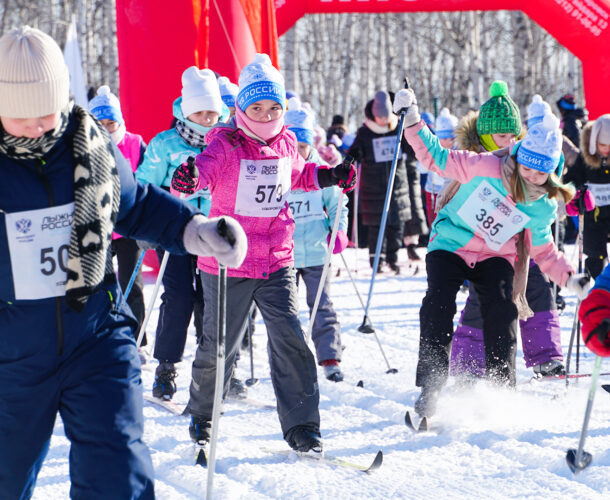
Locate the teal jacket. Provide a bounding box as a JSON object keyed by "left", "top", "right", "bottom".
{"left": 290, "top": 149, "right": 348, "bottom": 268}
{"left": 136, "top": 97, "right": 212, "bottom": 215}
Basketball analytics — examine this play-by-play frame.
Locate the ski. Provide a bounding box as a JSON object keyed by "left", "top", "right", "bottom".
{"left": 262, "top": 447, "right": 383, "bottom": 473}
{"left": 602, "top": 384, "right": 610, "bottom": 394}
{"left": 529, "top": 371, "right": 610, "bottom": 382}
{"left": 143, "top": 393, "right": 187, "bottom": 416}
{"left": 405, "top": 411, "right": 429, "bottom": 433}
{"left": 194, "top": 443, "right": 208, "bottom": 467}
{"left": 226, "top": 395, "right": 276, "bottom": 411}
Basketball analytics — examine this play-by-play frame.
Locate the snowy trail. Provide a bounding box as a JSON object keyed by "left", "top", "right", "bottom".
{"left": 33, "top": 247, "right": 610, "bottom": 499}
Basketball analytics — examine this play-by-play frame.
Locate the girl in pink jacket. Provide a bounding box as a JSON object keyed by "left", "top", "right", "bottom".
{"left": 172, "top": 54, "right": 355, "bottom": 453}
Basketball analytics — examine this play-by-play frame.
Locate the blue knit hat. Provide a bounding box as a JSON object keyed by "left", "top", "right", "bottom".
{"left": 517, "top": 112, "right": 562, "bottom": 173}
{"left": 435, "top": 108, "right": 458, "bottom": 139}
{"left": 284, "top": 97, "right": 314, "bottom": 145}
{"left": 217, "top": 76, "right": 238, "bottom": 108}
{"left": 526, "top": 94, "right": 551, "bottom": 128}
{"left": 237, "top": 53, "right": 285, "bottom": 111}
{"left": 88, "top": 85, "right": 123, "bottom": 125}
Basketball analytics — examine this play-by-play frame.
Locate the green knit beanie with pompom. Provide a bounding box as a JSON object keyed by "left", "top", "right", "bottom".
{"left": 476, "top": 81, "right": 522, "bottom": 136}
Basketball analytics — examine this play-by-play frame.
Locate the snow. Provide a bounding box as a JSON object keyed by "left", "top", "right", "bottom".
{"left": 33, "top": 246, "right": 610, "bottom": 499}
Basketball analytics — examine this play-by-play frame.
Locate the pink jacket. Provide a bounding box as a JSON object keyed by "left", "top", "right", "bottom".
{"left": 114, "top": 130, "right": 145, "bottom": 239}
{"left": 194, "top": 123, "right": 324, "bottom": 278}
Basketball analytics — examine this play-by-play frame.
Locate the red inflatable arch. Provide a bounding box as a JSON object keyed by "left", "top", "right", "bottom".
{"left": 275, "top": 0, "right": 610, "bottom": 119}
{"left": 116, "top": 0, "right": 610, "bottom": 141}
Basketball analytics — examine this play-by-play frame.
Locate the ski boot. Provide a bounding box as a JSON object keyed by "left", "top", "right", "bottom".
{"left": 152, "top": 362, "right": 177, "bottom": 400}
{"left": 228, "top": 377, "right": 248, "bottom": 399}
{"left": 286, "top": 424, "right": 322, "bottom": 453}
{"left": 407, "top": 244, "right": 421, "bottom": 262}
{"left": 189, "top": 415, "right": 212, "bottom": 444}
{"left": 414, "top": 386, "right": 440, "bottom": 418}
{"left": 388, "top": 262, "right": 401, "bottom": 275}
{"left": 533, "top": 359, "right": 565, "bottom": 377}
{"left": 322, "top": 359, "right": 344, "bottom": 382}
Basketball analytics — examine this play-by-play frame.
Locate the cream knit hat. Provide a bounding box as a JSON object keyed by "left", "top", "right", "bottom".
{"left": 0, "top": 26, "right": 70, "bottom": 118}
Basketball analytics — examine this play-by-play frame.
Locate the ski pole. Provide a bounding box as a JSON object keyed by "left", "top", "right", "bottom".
{"left": 207, "top": 218, "right": 234, "bottom": 500}
{"left": 245, "top": 303, "right": 259, "bottom": 387}
{"left": 339, "top": 252, "right": 368, "bottom": 315}
{"left": 352, "top": 162, "right": 361, "bottom": 275}
{"left": 306, "top": 167, "right": 349, "bottom": 342}
{"left": 552, "top": 213, "right": 560, "bottom": 302}
{"left": 566, "top": 355, "right": 603, "bottom": 474}
{"left": 123, "top": 249, "right": 146, "bottom": 301}
{"left": 358, "top": 77, "right": 410, "bottom": 339}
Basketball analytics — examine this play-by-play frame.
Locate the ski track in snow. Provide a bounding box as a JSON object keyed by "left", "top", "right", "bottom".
{"left": 33, "top": 246, "right": 610, "bottom": 499}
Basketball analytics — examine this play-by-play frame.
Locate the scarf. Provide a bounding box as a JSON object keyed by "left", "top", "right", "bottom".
{"left": 364, "top": 116, "right": 398, "bottom": 135}
{"left": 110, "top": 123, "right": 126, "bottom": 145}
{"left": 0, "top": 104, "right": 121, "bottom": 311}
{"left": 235, "top": 106, "right": 284, "bottom": 143}
{"left": 176, "top": 119, "right": 208, "bottom": 148}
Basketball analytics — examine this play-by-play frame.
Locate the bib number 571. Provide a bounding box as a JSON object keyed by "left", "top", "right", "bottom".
{"left": 41, "top": 245, "right": 69, "bottom": 276}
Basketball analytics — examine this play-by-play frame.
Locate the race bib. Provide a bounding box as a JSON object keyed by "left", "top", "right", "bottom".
{"left": 288, "top": 190, "right": 325, "bottom": 222}
{"left": 457, "top": 180, "right": 530, "bottom": 251}
{"left": 587, "top": 183, "right": 610, "bottom": 207}
{"left": 372, "top": 136, "right": 400, "bottom": 163}
{"left": 234, "top": 158, "right": 292, "bottom": 217}
{"left": 5, "top": 202, "right": 74, "bottom": 300}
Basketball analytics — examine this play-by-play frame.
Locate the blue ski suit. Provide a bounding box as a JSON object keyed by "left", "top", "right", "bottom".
{"left": 0, "top": 112, "right": 199, "bottom": 499}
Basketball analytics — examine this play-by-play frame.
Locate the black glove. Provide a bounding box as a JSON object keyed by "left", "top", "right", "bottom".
{"left": 171, "top": 156, "right": 199, "bottom": 195}
{"left": 317, "top": 155, "right": 357, "bottom": 192}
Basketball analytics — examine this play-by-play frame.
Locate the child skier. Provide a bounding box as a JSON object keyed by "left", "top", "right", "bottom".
{"left": 392, "top": 85, "right": 591, "bottom": 417}
{"left": 218, "top": 76, "right": 238, "bottom": 118}
{"left": 580, "top": 262, "right": 610, "bottom": 356}
{"left": 136, "top": 66, "right": 229, "bottom": 400}
{"left": 285, "top": 97, "right": 349, "bottom": 382}
{"left": 0, "top": 26, "right": 246, "bottom": 499}
{"left": 89, "top": 85, "right": 147, "bottom": 345}
{"left": 447, "top": 87, "right": 569, "bottom": 380}
{"left": 171, "top": 54, "right": 356, "bottom": 452}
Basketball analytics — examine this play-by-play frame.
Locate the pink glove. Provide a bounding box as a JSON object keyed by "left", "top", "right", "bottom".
{"left": 327, "top": 230, "right": 349, "bottom": 254}
{"left": 566, "top": 189, "right": 595, "bottom": 216}
{"left": 170, "top": 157, "right": 199, "bottom": 196}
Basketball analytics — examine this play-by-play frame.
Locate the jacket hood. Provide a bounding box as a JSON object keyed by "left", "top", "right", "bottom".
{"left": 580, "top": 121, "right": 602, "bottom": 168}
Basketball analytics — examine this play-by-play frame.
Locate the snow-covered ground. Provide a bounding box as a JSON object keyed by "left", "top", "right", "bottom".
{"left": 34, "top": 246, "right": 610, "bottom": 499}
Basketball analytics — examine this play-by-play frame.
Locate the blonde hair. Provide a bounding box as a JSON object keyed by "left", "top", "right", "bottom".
{"left": 510, "top": 160, "right": 575, "bottom": 204}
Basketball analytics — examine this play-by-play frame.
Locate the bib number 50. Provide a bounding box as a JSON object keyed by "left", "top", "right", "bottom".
{"left": 41, "top": 245, "right": 69, "bottom": 276}
{"left": 255, "top": 184, "right": 283, "bottom": 203}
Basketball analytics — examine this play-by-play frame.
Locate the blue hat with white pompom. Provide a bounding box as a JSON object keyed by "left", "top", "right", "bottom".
{"left": 516, "top": 112, "right": 563, "bottom": 173}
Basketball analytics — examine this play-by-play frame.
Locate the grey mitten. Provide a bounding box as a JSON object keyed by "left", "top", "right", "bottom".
{"left": 182, "top": 214, "right": 247, "bottom": 268}
{"left": 392, "top": 88, "right": 421, "bottom": 127}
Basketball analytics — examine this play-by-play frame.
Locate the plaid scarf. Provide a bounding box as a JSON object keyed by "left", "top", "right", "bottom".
{"left": 176, "top": 119, "right": 208, "bottom": 148}
{"left": 0, "top": 105, "right": 121, "bottom": 311}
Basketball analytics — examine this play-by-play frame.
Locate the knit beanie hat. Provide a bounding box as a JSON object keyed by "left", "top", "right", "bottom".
{"left": 557, "top": 94, "right": 577, "bottom": 111}
{"left": 526, "top": 94, "right": 551, "bottom": 128}
{"left": 217, "top": 76, "right": 238, "bottom": 109}
{"left": 0, "top": 26, "right": 69, "bottom": 118}
{"left": 237, "top": 53, "right": 285, "bottom": 111}
{"left": 476, "top": 81, "right": 521, "bottom": 136}
{"left": 435, "top": 108, "right": 458, "bottom": 139}
{"left": 516, "top": 112, "right": 562, "bottom": 173}
{"left": 284, "top": 97, "right": 314, "bottom": 145}
{"left": 180, "top": 67, "right": 223, "bottom": 118}
{"left": 588, "top": 113, "right": 610, "bottom": 155}
{"left": 88, "top": 85, "right": 123, "bottom": 125}
{"left": 331, "top": 115, "right": 344, "bottom": 126}
{"left": 372, "top": 91, "right": 392, "bottom": 119}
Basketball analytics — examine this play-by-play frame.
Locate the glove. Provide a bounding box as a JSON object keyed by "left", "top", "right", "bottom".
{"left": 565, "top": 188, "right": 595, "bottom": 216}
{"left": 579, "top": 288, "right": 610, "bottom": 357}
{"left": 182, "top": 214, "right": 247, "bottom": 268}
{"left": 171, "top": 157, "right": 199, "bottom": 195}
{"left": 392, "top": 88, "right": 421, "bottom": 127}
{"left": 331, "top": 155, "right": 357, "bottom": 193}
{"left": 327, "top": 230, "right": 349, "bottom": 254}
{"left": 136, "top": 239, "right": 157, "bottom": 251}
{"left": 565, "top": 272, "right": 593, "bottom": 300}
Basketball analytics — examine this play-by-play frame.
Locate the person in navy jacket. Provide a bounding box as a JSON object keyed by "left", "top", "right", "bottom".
{"left": 0, "top": 27, "right": 246, "bottom": 499}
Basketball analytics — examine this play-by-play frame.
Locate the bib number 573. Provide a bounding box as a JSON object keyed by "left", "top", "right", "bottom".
{"left": 255, "top": 184, "right": 283, "bottom": 203}
{"left": 41, "top": 245, "right": 69, "bottom": 276}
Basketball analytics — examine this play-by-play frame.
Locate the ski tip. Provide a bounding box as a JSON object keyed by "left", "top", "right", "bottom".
{"left": 602, "top": 384, "right": 610, "bottom": 394}
{"left": 195, "top": 447, "right": 208, "bottom": 467}
{"left": 356, "top": 380, "right": 364, "bottom": 388}
{"left": 418, "top": 417, "right": 429, "bottom": 433}
{"left": 365, "top": 450, "right": 383, "bottom": 473}
{"left": 404, "top": 411, "right": 415, "bottom": 431}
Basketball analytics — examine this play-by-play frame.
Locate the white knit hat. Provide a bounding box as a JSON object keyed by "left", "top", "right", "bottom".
{"left": 180, "top": 67, "right": 223, "bottom": 118}
{"left": 435, "top": 108, "right": 458, "bottom": 139}
{"left": 517, "top": 112, "right": 563, "bottom": 173}
{"left": 285, "top": 97, "right": 314, "bottom": 145}
{"left": 217, "top": 76, "right": 238, "bottom": 108}
{"left": 236, "top": 53, "right": 285, "bottom": 111}
{"left": 526, "top": 94, "right": 551, "bottom": 128}
{"left": 0, "top": 26, "right": 69, "bottom": 118}
{"left": 589, "top": 114, "right": 610, "bottom": 155}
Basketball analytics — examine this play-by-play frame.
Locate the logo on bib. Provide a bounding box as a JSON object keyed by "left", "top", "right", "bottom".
{"left": 247, "top": 164, "right": 257, "bottom": 174}
{"left": 15, "top": 218, "right": 32, "bottom": 234}
{"left": 261, "top": 164, "right": 278, "bottom": 175}
{"left": 41, "top": 211, "right": 73, "bottom": 231}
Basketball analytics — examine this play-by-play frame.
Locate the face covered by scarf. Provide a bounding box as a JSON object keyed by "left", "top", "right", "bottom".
{"left": 235, "top": 106, "right": 284, "bottom": 143}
